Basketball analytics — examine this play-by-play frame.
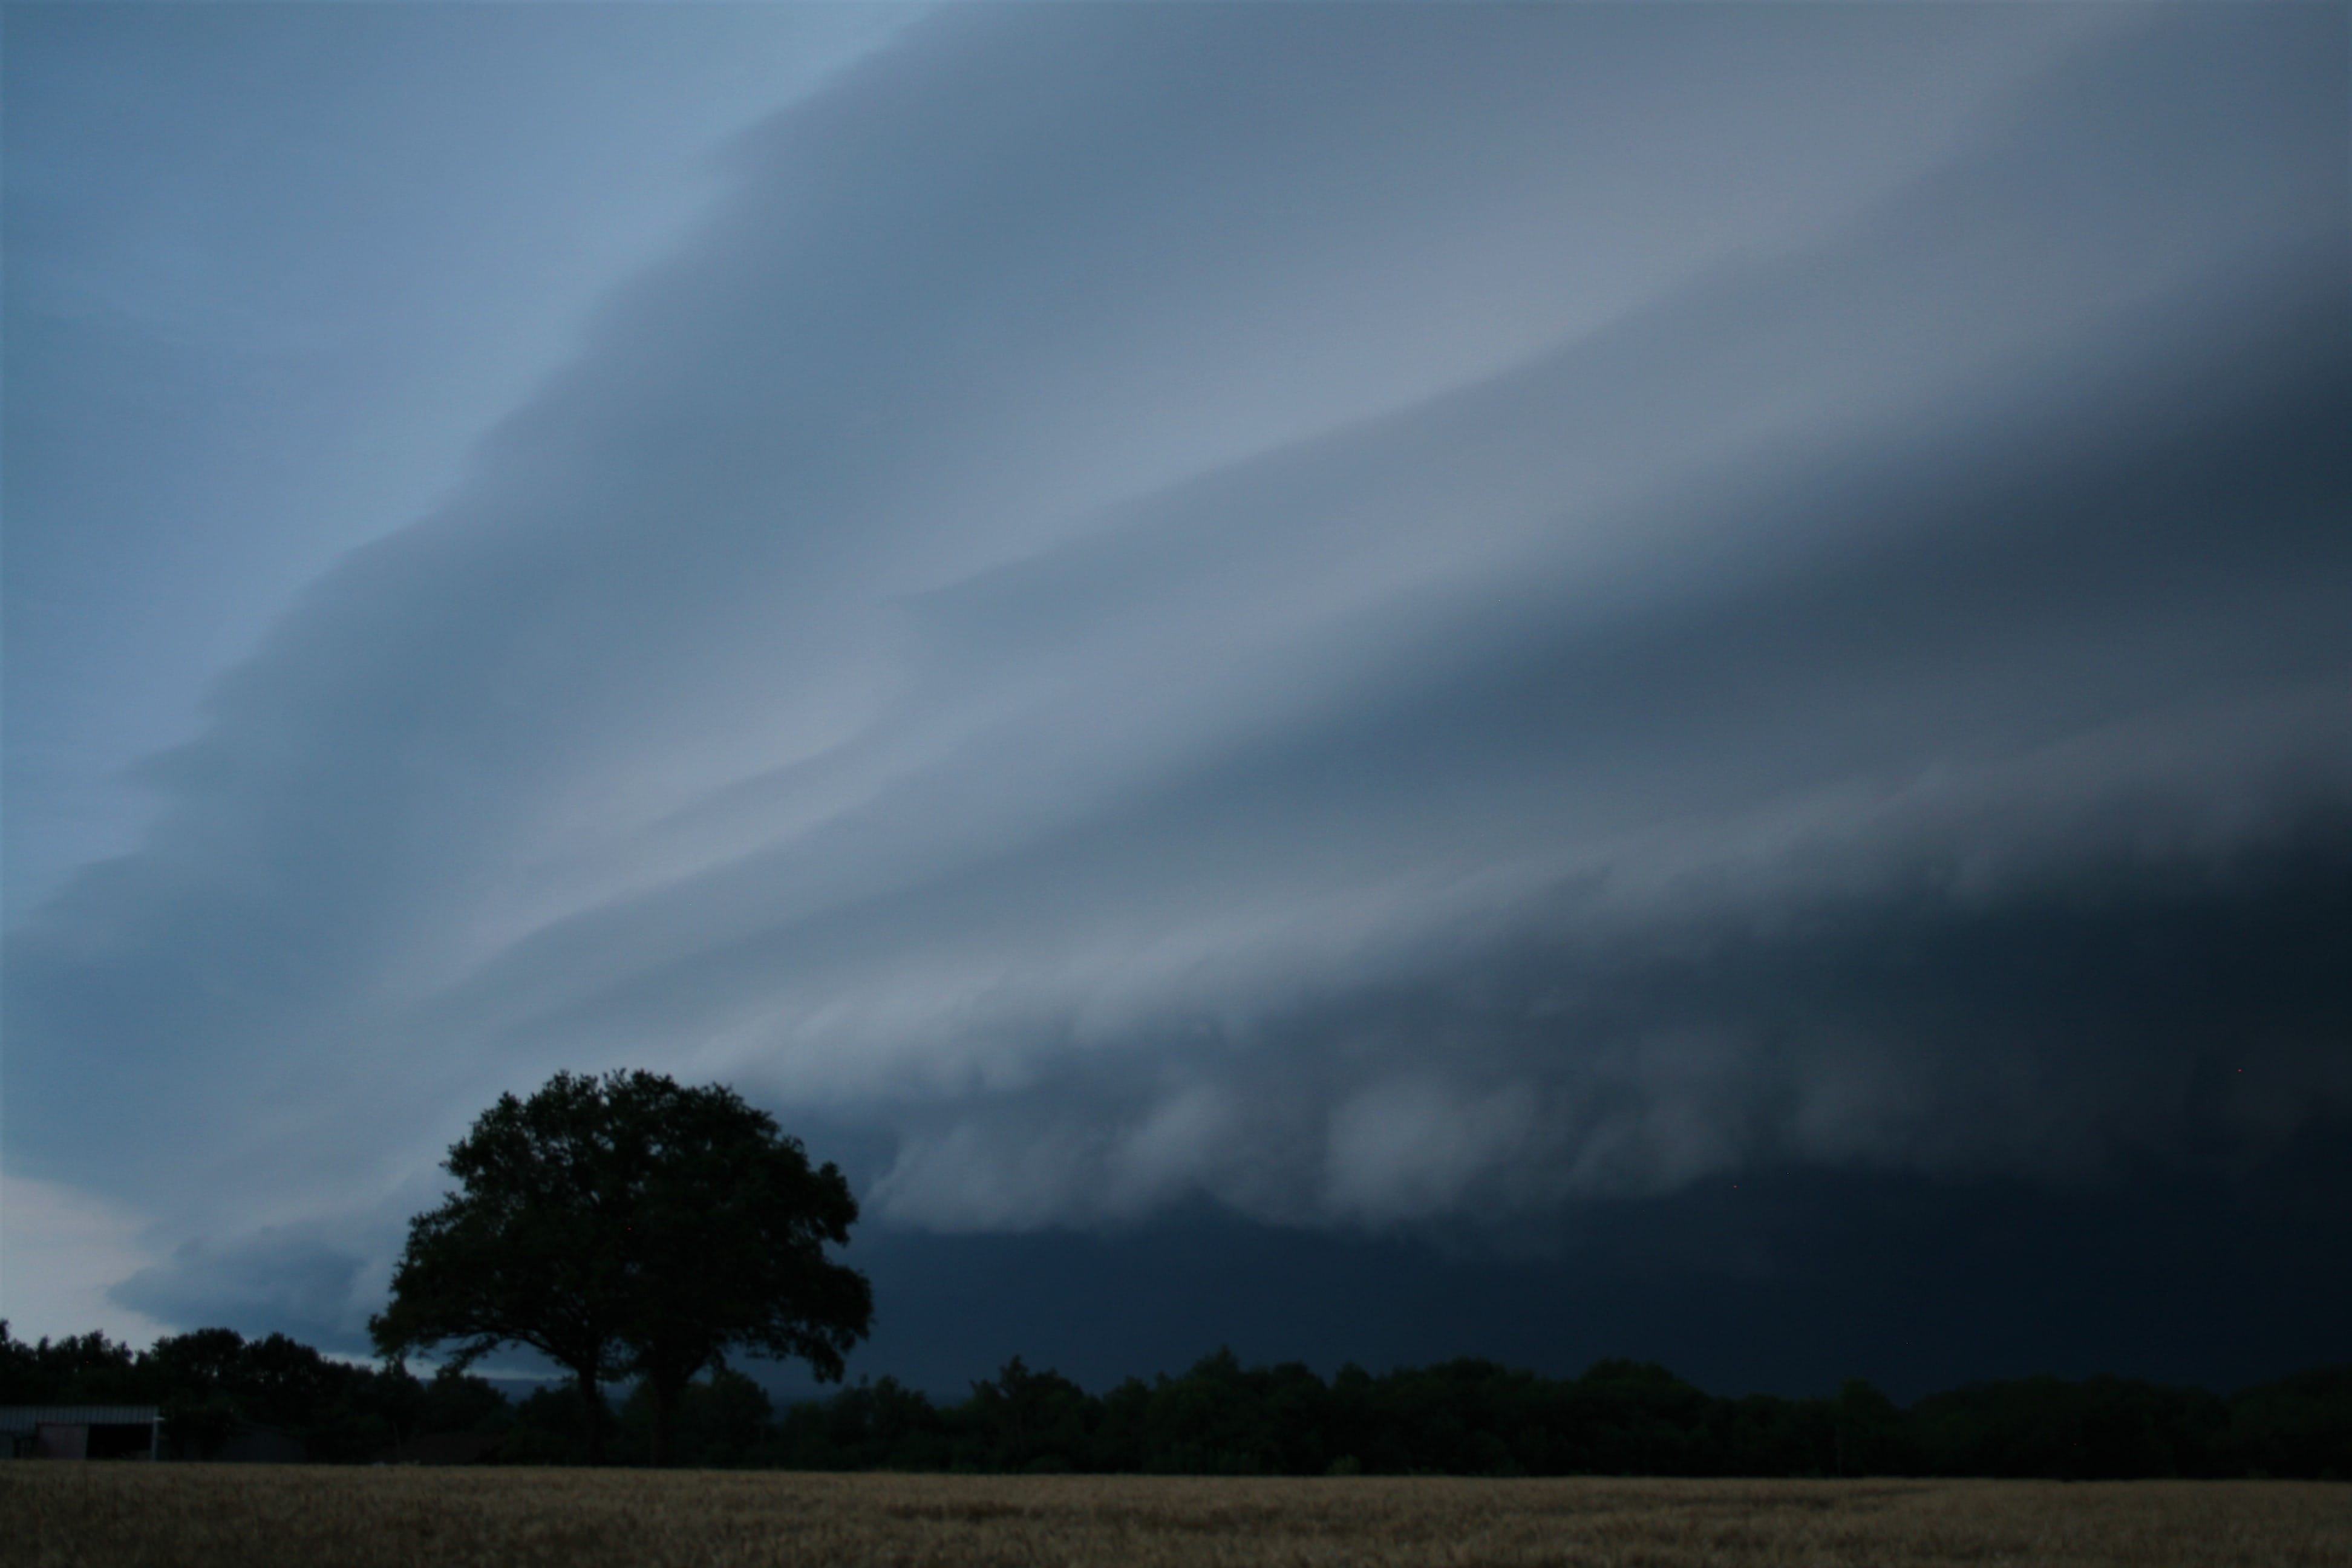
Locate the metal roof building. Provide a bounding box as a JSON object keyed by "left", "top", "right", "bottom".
{"left": 0, "top": 1406, "right": 163, "bottom": 1460}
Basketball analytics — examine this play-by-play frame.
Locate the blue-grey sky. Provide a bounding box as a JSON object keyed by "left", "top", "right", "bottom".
{"left": 5, "top": 3, "right": 2347, "bottom": 1394}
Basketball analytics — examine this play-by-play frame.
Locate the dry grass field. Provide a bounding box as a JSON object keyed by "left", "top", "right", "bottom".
{"left": 3, "top": 1467, "right": 2347, "bottom": 1568}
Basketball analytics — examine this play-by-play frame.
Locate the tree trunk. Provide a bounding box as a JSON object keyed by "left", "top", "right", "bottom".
{"left": 649, "top": 1374, "right": 676, "bottom": 1469}
{"left": 576, "top": 1368, "right": 607, "bottom": 1465}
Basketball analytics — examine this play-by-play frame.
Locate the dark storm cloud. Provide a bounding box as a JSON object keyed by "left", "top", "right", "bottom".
{"left": 4, "top": 4, "right": 2347, "bottom": 1338}
{"left": 112, "top": 1228, "right": 371, "bottom": 1354}
{"left": 804, "top": 1114, "right": 2352, "bottom": 1402}
{"left": 863, "top": 813, "right": 2352, "bottom": 1229}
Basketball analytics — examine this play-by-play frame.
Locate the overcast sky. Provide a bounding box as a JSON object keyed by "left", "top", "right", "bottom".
{"left": 4, "top": 3, "right": 2347, "bottom": 1396}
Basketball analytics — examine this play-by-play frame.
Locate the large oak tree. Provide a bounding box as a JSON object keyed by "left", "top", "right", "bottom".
{"left": 371, "top": 1070, "right": 870, "bottom": 1464}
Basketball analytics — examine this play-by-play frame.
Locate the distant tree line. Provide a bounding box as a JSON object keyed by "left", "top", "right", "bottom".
{"left": 8, "top": 1322, "right": 2345, "bottom": 1477}
{"left": 753, "top": 1352, "right": 2352, "bottom": 1481}
{"left": 0, "top": 1321, "right": 505, "bottom": 1462}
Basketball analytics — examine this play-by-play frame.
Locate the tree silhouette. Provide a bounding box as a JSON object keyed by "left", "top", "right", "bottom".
{"left": 370, "top": 1069, "right": 869, "bottom": 1465}
{"left": 605, "top": 1071, "right": 871, "bottom": 1465}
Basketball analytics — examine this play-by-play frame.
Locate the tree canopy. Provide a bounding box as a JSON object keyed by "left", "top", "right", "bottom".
{"left": 370, "top": 1069, "right": 871, "bottom": 1464}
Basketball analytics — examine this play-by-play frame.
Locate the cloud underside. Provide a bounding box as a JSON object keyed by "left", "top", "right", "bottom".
{"left": 5, "top": 3, "right": 2348, "bottom": 1293}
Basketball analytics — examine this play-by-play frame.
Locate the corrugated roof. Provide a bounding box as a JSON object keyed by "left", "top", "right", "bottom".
{"left": 0, "top": 1406, "right": 162, "bottom": 1429}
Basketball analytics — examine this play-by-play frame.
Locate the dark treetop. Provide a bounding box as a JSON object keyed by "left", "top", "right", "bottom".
{"left": 369, "top": 1070, "right": 870, "bottom": 1465}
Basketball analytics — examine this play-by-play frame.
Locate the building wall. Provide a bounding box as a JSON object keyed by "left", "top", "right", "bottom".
{"left": 36, "top": 1423, "right": 88, "bottom": 1460}
{"left": 0, "top": 1408, "right": 163, "bottom": 1460}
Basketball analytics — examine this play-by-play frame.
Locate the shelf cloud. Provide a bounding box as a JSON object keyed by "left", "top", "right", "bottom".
{"left": 5, "top": 4, "right": 2346, "bottom": 1356}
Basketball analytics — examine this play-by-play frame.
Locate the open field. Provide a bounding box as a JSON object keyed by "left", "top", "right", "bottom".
{"left": 4, "top": 1468, "right": 2347, "bottom": 1567}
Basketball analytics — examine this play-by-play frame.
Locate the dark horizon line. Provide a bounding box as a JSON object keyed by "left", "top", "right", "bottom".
{"left": 14, "top": 1317, "right": 2345, "bottom": 1408}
